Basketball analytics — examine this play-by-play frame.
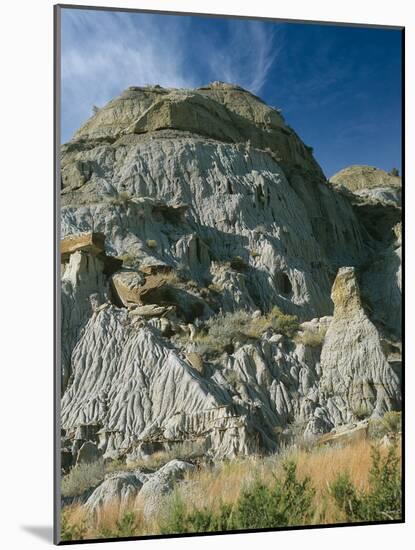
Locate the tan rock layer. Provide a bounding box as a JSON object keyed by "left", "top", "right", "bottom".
{"left": 61, "top": 232, "right": 106, "bottom": 259}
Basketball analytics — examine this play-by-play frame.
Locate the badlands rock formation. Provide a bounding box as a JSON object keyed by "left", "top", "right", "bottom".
{"left": 330, "top": 164, "right": 402, "bottom": 338}
{"left": 60, "top": 82, "right": 402, "bottom": 471}
{"left": 330, "top": 164, "right": 401, "bottom": 196}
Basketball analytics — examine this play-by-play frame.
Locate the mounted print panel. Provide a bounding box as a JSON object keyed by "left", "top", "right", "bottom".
{"left": 54, "top": 4, "right": 404, "bottom": 544}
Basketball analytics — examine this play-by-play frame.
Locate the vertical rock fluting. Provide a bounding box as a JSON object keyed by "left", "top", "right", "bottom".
{"left": 61, "top": 250, "right": 108, "bottom": 392}
{"left": 319, "top": 267, "right": 401, "bottom": 423}
{"left": 60, "top": 82, "right": 401, "bottom": 459}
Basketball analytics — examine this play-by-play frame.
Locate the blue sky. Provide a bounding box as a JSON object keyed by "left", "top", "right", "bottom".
{"left": 60, "top": 8, "right": 402, "bottom": 178}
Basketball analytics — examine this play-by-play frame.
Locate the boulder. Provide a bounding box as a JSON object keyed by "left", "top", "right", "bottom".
{"left": 129, "top": 304, "right": 174, "bottom": 318}
{"left": 86, "top": 473, "right": 144, "bottom": 512}
{"left": 111, "top": 271, "right": 145, "bottom": 307}
{"left": 136, "top": 275, "right": 207, "bottom": 323}
{"left": 138, "top": 460, "right": 195, "bottom": 517}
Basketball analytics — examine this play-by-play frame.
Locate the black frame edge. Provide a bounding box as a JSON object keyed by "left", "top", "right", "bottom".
{"left": 54, "top": 3, "right": 62, "bottom": 546}
{"left": 400, "top": 25, "right": 405, "bottom": 524}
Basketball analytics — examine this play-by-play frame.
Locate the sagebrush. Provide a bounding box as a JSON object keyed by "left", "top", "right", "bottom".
{"left": 190, "top": 307, "right": 299, "bottom": 355}
{"left": 161, "top": 461, "right": 314, "bottom": 533}
{"left": 61, "top": 460, "right": 105, "bottom": 497}
{"left": 330, "top": 443, "right": 401, "bottom": 521}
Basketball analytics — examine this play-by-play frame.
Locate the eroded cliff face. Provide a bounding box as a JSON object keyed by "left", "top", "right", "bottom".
{"left": 59, "top": 82, "right": 402, "bottom": 463}
{"left": 330, "top": 165, "right": 402, "bottom": 339}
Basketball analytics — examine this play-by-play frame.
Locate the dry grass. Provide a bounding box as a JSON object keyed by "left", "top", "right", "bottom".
{"left": 180, "top": 459, "right": 260, "bottom": 512}
{"left": 293, "top": 439, "right": 374, "bottom": 523}
{"left": 62, "top": 499, "right": 148, "bottom": 541}
{"left": 61, "top": 436, "right": 402, "bottom": 541}
{"left": 175, "top": 438, "right": 395, "bottom": 525}
{"left": 61, "top": 460, "right": 105, "bottom": 498}
{"left": 296, "top": 438, "right": 373, "bottom": 491}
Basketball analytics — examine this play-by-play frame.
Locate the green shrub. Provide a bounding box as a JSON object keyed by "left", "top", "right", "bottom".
{"left": 352, "top": 404, "right": 371, "bottom": 421}
{"left": 232, "top": 462, "right": 315, "bottom": 528}
{"left": 98, "top": 512, "right": 138, "bottom": 539}
{"left": 267, "top": 306, "right": 299, "bottom": 337}
{"left": 382, "top": 411, "right": 402, "bottom": 434}
{"left": 294, "top": 328, "right": 327, "bottom": 347}
{"left": 188, "top": 307, "right": 299, "bottom": 356}
{"left": 146, "top": 239, "right": 158, "bottom": 249}
{"left": 206, "top": 310, "right": 251, "bottom": 341}
{"left": 161, "top": 494, "right": 233, "bottom": 534}
{"left": 61, "top": 460, "right": 105, "bottom": 497}
{"left": 368, "top": 411, "right": 402, "bottom": 440}
{"left": 61, "top": 512, "right": 88, "bottom": 541}
{"left": 330, "top": 443, "right": 401, "bottom": 521}
{"left": 162, "top": 461, "right": 315, "bottom": 533}
{"left": 116, "top": 252, "right": 137, "bottom": 267}
{"left": 189, "top": 310, "right": 252, "bottom": 355}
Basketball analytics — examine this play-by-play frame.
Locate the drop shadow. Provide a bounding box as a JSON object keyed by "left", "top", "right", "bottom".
{"left": 21, "top": 525, "right": 53, "bottom": 543}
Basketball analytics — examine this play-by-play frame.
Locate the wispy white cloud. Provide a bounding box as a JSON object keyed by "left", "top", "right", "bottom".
{"left": 202, "top": 21, "right": 279, "bottom": 94}
{"left": 61, "top": 10, "right": 194, "bottom": 141}
{"left": 60, "top": 9, "right": 279, "bottom": 141}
